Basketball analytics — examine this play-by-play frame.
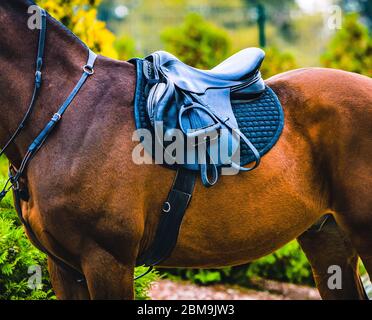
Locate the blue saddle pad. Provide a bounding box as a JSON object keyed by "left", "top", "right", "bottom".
{"left": 131, "top": 58, "right": 284, "bottom": 169}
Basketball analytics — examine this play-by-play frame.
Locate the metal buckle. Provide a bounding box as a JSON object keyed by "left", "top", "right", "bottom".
{"left": 12, "top": 180, "right": 20, "bottom": 191}
{"left": 162, "top": 201, "right": 171, "bottom": 213}
{"left": 83, "top": 65, "right": 94, "bottom": 75}
{"left": 52, "top": 113, "right": 62, "bottom": 122}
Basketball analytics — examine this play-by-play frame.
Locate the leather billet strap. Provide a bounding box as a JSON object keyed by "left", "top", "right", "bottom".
{"left": 0, "top": 8, "right": 47, "bottom": 158}
{"left": 35, "top": 8, "right": 47, "bottom": 88}
{"left": 28, "top": 49, "right": 97, "bottom": 155}
{"left": 136, "top": 168, "right": 197, "bottom": 267}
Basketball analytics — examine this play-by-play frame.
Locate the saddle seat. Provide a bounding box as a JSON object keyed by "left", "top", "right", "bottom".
{"left": 145, "top": 48, "right": 266, "bottom": 97}
{"left": 143, "top": 48, "right": 267, "bottom": 187}
{"left": 211, "top": 47, "right": 266, "bottom": 81}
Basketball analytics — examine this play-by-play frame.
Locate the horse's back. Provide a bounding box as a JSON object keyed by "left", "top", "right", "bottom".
{"left": 267, "top": 67, "right": 372, "bottom": 111}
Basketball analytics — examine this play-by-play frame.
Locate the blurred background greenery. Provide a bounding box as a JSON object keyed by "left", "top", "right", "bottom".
{"left": 1, "top": 0, "right": 371, "bottom": 299}
{"left": 38, "top": 0, "right": 372, "bottom": 76}
{"left": 98, "top": 0, "right": 371, "bottom": 75}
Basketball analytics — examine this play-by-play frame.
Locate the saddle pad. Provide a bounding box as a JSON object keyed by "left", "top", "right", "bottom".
{"left": 131, "top": 58, "right": 284, "bottom": 168}
{"left": 231, "top": 89, "right": 284, "bottom": 165}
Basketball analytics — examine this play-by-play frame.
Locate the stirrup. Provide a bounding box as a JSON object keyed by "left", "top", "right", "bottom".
{"left": 229, "top": 128, "right": 261, "bottom": 172}
{"left": 178, "top": 103, "right": 222, "bottom": 139}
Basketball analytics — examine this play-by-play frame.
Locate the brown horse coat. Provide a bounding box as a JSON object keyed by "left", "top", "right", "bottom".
{"left": 1, "top": 0, "right": 371, "bottom": 299}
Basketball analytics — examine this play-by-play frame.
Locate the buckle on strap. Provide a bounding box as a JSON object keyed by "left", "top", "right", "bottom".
{"left": 52, "top": 113, "right": 61, "bottom": 122}
{"left": 84, "top": 49, "right": 97, "bottom": 75}
{"left": 35, "top": 71, "right": 42, "bottom": 88}
{"left": 83, "top": 64, "right": 94, "bottom": 75}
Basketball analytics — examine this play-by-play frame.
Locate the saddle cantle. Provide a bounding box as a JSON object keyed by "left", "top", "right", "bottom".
{"left": 130, "top": 48, "right": 284, "bottom": 267}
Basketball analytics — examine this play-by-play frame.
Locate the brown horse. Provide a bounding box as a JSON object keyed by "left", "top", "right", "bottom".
{"left": 1, "top": 0, "right": 371, "bottom": 300}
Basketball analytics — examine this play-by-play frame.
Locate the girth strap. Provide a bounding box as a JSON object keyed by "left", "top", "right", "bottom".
{"left": 136, "top": 168, "right": 197, "bottom": 267}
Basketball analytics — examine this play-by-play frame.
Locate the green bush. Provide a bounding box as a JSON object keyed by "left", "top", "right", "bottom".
{"left": 114, "top": 35, "right": 138, "bottom": 61}
{"left": 161, "top": 13, "right": 231, "bottom": 69}
{"left": 0, "top": 157, "right": 7, "bottom": 177}
{"left": 134, "top": 267, "right": 159, "bottom": 300}
{"left": 321, "top": 13, "right": 372, "bottom": 77}
{"left": 245, "top": 241, "right": 313, "bottom": 285}
{"left": 0, "top": 181, "right": 54, "bottom": 300}
{"left": 160, "top": 14, "right": 297, "bottom": 77}
{"left": 260, "top": 47, "right": 298, "bottom": 79}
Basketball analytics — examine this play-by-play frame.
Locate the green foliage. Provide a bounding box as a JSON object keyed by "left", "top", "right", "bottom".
{"left": 114, "top": 35, "right": 138, "bottom": 60}
{"left": 242, "top": 0, "right": 297, "bottom": 41}
{"left": 38, "top": 0, "right": 118, "bottom": 58}
{"left": 0, "top": 157, "right": 7, "bottom": 177}
{"left": 134, "top": 267, "right": 159, "bottom": 300}
{"left": 260, "top": 47, "right": 298, "bottom": 79}
{"left": 321, "top": 13, "right": 372, "bottom": 77}
{"left": 161, "top": 13, "right": 231, "bottom": 69}
{"left": 162, "top": 267, "right": 230, "bottom": 286}
{"left": 160, "top": 12, "right": 297, "bottom": 76}
{"left": 338, "top": 0, "right": 372, "bottom": 29}
{"left": 161, "top": 241, "right": 314, "bottom": 287}
{"left": 0, "top": 194, "right": 55, "bottom": 299}
{"left": 246, "top": 241, "right": 313, "bottom": 285}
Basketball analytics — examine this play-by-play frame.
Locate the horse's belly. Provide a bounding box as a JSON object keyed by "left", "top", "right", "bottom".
{"left": 157, "top": 173, "right": 323, "bottom": 268}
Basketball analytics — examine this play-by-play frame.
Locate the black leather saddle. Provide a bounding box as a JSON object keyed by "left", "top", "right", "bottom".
{"left": 141, "top": 48, "right": 267, "bottom": 187}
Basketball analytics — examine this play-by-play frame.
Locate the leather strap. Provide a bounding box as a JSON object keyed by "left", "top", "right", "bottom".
{"left": 136, "top": 168, "right": 197, "bottom": 267}
{"left": 28, "top": 49, "right": 97, "bottom": 154}
{"left": 10, "top": 49, "right": 97, "bottom": 186}
{"left": 0, "top": 8, "right": 47, "bottom": 158}
{"left": 35, "top": 9, "right": 47, "bottom": 88}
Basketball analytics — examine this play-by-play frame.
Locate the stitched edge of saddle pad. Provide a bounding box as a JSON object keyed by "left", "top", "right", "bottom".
{"left": 130, "top": 58, "right": 285, "bottom": 168}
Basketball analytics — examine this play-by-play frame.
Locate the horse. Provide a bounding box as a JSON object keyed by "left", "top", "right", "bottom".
{"left": 1, "top": 0, "right": 371, "bottom": 300}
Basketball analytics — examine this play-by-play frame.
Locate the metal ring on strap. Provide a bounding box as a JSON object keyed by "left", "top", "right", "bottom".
{"left": 162, "top": 201, "right": 171, "bottom": 213}
{"left": 83, "top": 64, "right": 94, "bottom": 75}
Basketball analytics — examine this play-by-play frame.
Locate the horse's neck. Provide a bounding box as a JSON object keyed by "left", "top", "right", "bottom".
{"left": 0, "top": 2, "right": 88, "bottom": 165}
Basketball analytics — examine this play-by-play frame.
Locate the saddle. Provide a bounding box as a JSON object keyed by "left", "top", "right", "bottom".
{"left": 142, "top": 48, "right": 266, "bottom": 187}
{"left": 130, "top": 48, "right": 284, "bottom": 267}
